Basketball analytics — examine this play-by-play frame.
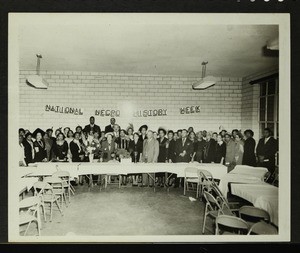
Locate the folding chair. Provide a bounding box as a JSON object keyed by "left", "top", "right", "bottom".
{"left": 183, "top": 167, "right": 200, "bottom": 198}
{"left": 33, "top": 181, "right": 48, "bottom": 222}
{"left": 198, "top": 169, "right": 215, "bottom": 199}
{"left": 215, "top": 215, "right": 249, "bottom": 235}
{"left": 202, "top": 190, "right": 234, "bottom": 234}
{"left": 52, "top": 171, "right": 72, "bottom": 203}
{"left": 19, "top": 196, "right": 41, "bottom": 236}
{"left": 239, "top": 206, "right": 270, "bottom": 227}
{"left": 35, "top": 180, "right": 63, "bottom": 222}
{"left": 44, "top": 176, "right": 68, "bottom": 209}
{"left": 247, "top": 221, "right": 278, "bottom": 235}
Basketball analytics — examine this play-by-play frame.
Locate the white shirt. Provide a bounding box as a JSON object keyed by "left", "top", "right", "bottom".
{"left": 264, "top": 137, "right": 271, "bottom": 144}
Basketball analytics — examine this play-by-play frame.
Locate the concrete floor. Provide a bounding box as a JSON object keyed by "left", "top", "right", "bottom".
{"left": 20, "top": 184, "right": 214, "bottom": 236}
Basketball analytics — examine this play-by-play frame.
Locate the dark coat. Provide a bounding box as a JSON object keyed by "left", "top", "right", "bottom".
{"left": 33, "top": 140, "right": 47, "bottom": 162}
{"left": 166, "top": 139, "right": 176, "bottom": 162}
{"left": 83, "top": 124, "right": 101, "bottom": 134}
{"left": 128, "top": 139, "right": 143, "bottom": 162}
{"left": 256, "top": 137, "right": 278, "bottom": 173}
{"left": 23, "top": 140, "right": 34, "bottom": 165}
{"left": 157, "top": 137, "right": 168, "bottom": 163}
{"left": 242, "top": 137, "right": 256, "bottom": 166}
{"left": 52, "top": 140, "right": 69, "bottom": 160}
{"left": 203, "top": 139, "right": 217, "bottom": 163}
{"left": 194, "top": 139, "right": 206, "bottom": 163}
{"left": 214, "top": 142, "right": 226, "bottom": 164}
{"left": 104, "top": 124, "right": 114, "bottom": 133}
{"left": 70, "top": 140, "right": 84, "bottom": 162}
{"left": 175, "top": 137, "right": 194, "bottom": 163}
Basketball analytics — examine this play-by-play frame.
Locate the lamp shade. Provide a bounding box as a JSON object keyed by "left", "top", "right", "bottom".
{"left": 26, "top": 75, "right": 49, "bottom": 89}
{"left": 192, "top": 76, "right": 217, "bottom": 90}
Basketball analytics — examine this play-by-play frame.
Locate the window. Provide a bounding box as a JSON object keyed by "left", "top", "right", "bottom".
{"left": 259, "top": 77, "right": 279, "bottom": 139}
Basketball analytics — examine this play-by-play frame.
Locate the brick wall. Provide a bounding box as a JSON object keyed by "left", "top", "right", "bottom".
{"left": 19, "top": 70, "right": 243, "bottom": 134}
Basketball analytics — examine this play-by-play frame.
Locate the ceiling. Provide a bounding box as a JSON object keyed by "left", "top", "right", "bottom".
{"left": 18, "top": 20, "right": 279, "bottom": 77}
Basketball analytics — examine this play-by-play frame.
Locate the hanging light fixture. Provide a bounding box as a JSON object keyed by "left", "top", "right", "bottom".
{"left": 192, "top": 61, "right": 217, "bottom": 90}
{"left": 26, "top": 54, "right": 49, "bottom": 89}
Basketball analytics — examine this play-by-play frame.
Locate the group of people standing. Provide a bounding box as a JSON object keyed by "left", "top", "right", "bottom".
{"left": 19, "top": 116, "right": 278, "bottom": 186}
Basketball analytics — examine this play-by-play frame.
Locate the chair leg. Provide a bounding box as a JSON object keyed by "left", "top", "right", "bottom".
{"left": 202, "top": 204, "right": 208, "bottom": 234}
{"left": 50, "top": 202, "right": 53, "bottom": 222}
{"left": 196, "top": 184, "right": 199, "bottom": 198}
{"left": 24, "top": 221, "right": 32, "bottom": 236}
{"left": 183, "top": 179, "right": 186, "bottom": 195}
{"left": 41, "top": 203, "right": 47, "bottom": 222}
{"left": 36, "top": 219, "right": 41, "bottom": 236}
{"left": 55, "top": 199, "right": 64, "bottom": 216}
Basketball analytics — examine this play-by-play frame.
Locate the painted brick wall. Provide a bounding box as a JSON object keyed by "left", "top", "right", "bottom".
{"left": 241, "top": 81, "right": 260, "bottom": 141}
{"left": 19, "top": 70, "right": 243, "bottom": 134}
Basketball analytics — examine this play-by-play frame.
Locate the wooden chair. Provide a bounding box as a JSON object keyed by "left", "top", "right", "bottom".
{"left": 248, "top": 221, "right": 278, "bottom": 235}
{"left": 19, "top": 196, "right": 41, "bottom": 236}
{"left": 215, "top": 215, "right": 249, "bottom": 235}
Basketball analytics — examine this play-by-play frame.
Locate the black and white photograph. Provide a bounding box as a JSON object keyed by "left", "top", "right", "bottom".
{"left": 8, "top": 13, "right": 290, "bottom": 242}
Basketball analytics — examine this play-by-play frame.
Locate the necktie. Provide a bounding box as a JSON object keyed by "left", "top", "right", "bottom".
{"left": 182, "top": 138, "right": 185, "bottom": 147}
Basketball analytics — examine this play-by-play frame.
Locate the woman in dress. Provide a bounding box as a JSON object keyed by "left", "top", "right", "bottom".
{"left": 43, "top": 132, "right": 53, "bottom": 161}
{"left": 23, "top": 132, "right": 34, "bottom": 165}
{"left": 194, "top": 131, "right": 206, "bottom": 163}
{"left": 70, "top": 132, "right": 86, "bottom": 184}
{"left": 188, "top": 131, "right": 198, "bottom": 161}
{"left": 214, "top": 134, "right": 226, "bottom": 164}
{"left": 52, "top": 132, "right": 68, "bottom": 161}
{"left": 128, "top": 132, "right": 143, "bottom": 185}
{"left": 234, "top": 132, "right": 244, "bottom": 165}
{"left": 33, "top": 131, "right": 47, "bottom": 162}
{"left": 203, "top": 132, "right": 217, "bottom": 163}
{"left": 156, "top": 128, "right": 168, "bottom": 186}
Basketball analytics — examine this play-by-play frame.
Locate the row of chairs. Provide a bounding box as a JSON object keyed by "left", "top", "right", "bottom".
{"left": 202, "top": 186, "right": 278, "bottom": 235}
{"left": 19, "top": 171, "right": 74, "bottom": 236}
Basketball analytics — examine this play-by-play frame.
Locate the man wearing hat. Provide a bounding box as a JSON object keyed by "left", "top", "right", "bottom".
{"left": 139, "top": 125, "right": 148, "bottom": 142}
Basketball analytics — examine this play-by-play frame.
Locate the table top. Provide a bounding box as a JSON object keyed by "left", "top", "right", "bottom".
{"left": 19, "top": 162, "right": 228, "bottom": 179}
{"left": 19, "top": 177, "right": 39, "bottom": 194}
{"left": 230, "top": 183, "right": 278, "bottom": 226}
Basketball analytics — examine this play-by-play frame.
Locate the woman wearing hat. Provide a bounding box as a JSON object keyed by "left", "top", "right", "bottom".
{"left": 156, "top": 128, "right": 168, "bottom": 187}
{"left": 138, "top": 125, "right": 148, "bottom": 142}
{"left": 23, "top": 132, "right": 34, "bottom": 165}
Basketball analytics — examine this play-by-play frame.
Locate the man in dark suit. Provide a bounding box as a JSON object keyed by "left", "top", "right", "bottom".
{"left": 83, "top": 116, "right": 101, "bottom": 134}
{"left": 175, "top": 129, "right": 194, "bottom": 163}
{"left": 242, "top": 129, "right": 257, "bottom": 166}
{"left": 256, "top": 128, "right": 278, "bottom": 177}
{"left": 105, "top": 118, "right": 116, "bottom": 133}
{"left": 173, "top": 129, "right": 194, "bottom": 187}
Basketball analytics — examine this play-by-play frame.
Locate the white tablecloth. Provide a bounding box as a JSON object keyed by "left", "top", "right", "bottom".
{"left": 20, "top": 162, "right": 227, "bottom": 180}
{"left": 218, "top": 165, "right": 268, "bottom": 197}
{"left": 19, "top": 177, "right": 39, "bottom": 194}
{"left": 230, "top": 183, "right": 278, "bottom": 226}
{"left": 229, "top": 165, "right": 268, "bottom": 179}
